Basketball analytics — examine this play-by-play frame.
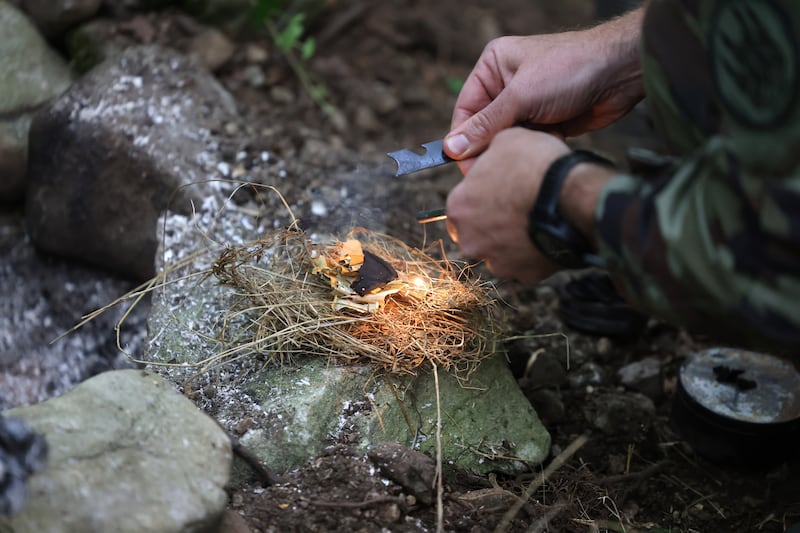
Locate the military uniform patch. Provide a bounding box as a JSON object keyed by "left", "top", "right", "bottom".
{"left": 709, "top": 0, "right": 798, "bottom": 127}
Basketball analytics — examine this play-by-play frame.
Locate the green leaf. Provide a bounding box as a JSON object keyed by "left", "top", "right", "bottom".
{"left": 310, "top": 83, "right": 327, "bottom": 101}
{"left": 276, "top": 12, "right": 306, "bottom": 51}
{"left": 300, "top": 37, "right": 316, "bottom": 61}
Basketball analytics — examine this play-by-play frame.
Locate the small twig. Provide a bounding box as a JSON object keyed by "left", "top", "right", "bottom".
{"left": 304, "top": 495, "right": 405, "bottom": 509}
{"left": 433, "top": 362, "right": 444, "bottom": 533}
{"left": 493, "top": 434, "right": 589, "bottom": 533}
{"left": 664, "top": 474, "right": 726, "bottom": 519}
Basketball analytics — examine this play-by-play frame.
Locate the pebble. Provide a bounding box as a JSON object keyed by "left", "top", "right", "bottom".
{"left": 244, "top": 65, "right": 267, "bottom": 88}
{"left": 617, "top": 356, "right": 663, "bottom": 401}
{"left": 270, "top": 85, "right": 295, "bottom": 104}
{"left": 244, "top": 43, "right": 269, "bottom": 64}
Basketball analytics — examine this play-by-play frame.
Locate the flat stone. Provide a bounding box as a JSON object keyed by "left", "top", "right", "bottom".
{"left": 0, "top": 369, "right": 232, "bottom": 533}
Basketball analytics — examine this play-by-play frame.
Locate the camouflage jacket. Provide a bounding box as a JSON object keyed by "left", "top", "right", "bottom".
{"left": 595, "top": 0, "right": 800, "bottom": 354}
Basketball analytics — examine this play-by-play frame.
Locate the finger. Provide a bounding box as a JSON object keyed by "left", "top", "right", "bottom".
{"left": 444, "top": 94, "right": 518, "bottom": 160}
{"left": 456, "top": 157, "right": 477, "bottom": 175}
{"left": 445, "top": 218, "right": 459, "bottom": 243}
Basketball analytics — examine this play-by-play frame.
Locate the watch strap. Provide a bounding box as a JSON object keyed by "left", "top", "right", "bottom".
{"left": 529, "top": 149, "right": 613, "bottom": 268}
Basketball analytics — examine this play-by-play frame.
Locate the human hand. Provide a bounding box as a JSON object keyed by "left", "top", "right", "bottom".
{"left": 444, "top": 8, "right": 644, "bottom": 171}
{"left": 445, "top": 128, "right": 570, "bottom": 284}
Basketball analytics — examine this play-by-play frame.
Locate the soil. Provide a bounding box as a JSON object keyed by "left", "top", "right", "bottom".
{"left": 198, "top": 2, "right": 800, "bottom": 532}
{"left": 21, "top": 0, "right": 798, "bottom": 531}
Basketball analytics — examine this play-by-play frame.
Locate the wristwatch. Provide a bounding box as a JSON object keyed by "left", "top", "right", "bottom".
{"left": 528, "top": 150, "right": 613, "bottom": 269}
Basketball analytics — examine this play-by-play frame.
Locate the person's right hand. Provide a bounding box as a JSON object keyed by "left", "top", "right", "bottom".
{"left": 444, "top": 7, "right": 646, "bottom": 171}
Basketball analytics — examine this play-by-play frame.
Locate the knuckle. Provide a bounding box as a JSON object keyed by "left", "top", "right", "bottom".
{"left": 467, "top": 112, "right": 495, "bottom": 139}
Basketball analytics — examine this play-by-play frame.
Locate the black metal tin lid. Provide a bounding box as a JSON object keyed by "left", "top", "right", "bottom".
{"left": 671, "top": 347, "right": 800, "bottom": 466}
{"left": 679, "top": 347, "right": 800, "bottom": 424}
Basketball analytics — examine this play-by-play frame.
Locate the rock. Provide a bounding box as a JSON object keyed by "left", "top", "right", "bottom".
{"left": 0, "top": 2, "right": 73, "bottom": 114}
{"left": 21, "top": 0, "right": 102, "bottom": 38}
{"left": 243, "top": 43, "right": 269, "bottom": 64}
{"left": 354, "top": 105, "right": 381, "bottom": 133}
{"left": 362, "top": 355, "right": 550, "bottom": 476}
{"left": 367, "top": 442, "right": 435, "bottom": 505}
{"left": 515, "top": 346, "right": 568, "bottom": 388}
{"left": 582, "top": 390, "right": 656, "bottom": 435}
{"left": 0, "top": 1, "right": 73, "bottom": 204}
{"left": 0, "top": 369, "right": 232, "bottom": 532}
{"left": 527, "top": 388, "right": 566, "bottom": 424}
{"left": 188, "top": 27, "right": 235, "bottom": 72}
{"left": 144, "top": 192, "right": 550, "bottom": 478}
{"left": 617, "top": 356, "right": 664, "bottom": 401}
{"left": 567, "top": 361, "right": 606, "bottom": 389}
{"left": 25, "top": 45, "right": 239, "bottom": 280}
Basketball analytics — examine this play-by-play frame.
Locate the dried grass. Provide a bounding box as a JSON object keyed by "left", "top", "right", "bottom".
{"left": 209, "top": 225, "right": 502, "bottom": 379}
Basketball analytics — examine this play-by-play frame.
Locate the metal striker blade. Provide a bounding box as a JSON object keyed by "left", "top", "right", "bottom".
{"left": 387, "top": 139, "right": 455, "bottom": 176}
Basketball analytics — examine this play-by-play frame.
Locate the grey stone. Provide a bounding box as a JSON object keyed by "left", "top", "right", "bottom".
{"left": 21, "top": 0, "right": 102, "bottom": 38}
{"left": 567, "top": 361, "right": 606, "bottom": 389}
{"left": 0, "top": 1, "right": 73, "bottom": 204}
{"left": 188, "top": 27, "right": 235, "bottom": 72}
{"left": 0, "top": 369, "right": 232, "bottom": 533}
{"left": 25, "top": 45, "right": 239, "bottom": 280}
{"left": 0, "top": 2, "right": 73, "bottom": 114}
{"left": 617, "top": 356, "right": 664, "bottom": 401}
{"left": 582, "top": 390, "right": 656, "bottom": 435}
{"left": 368, "top": 443, "right": 435, "bottom": 505}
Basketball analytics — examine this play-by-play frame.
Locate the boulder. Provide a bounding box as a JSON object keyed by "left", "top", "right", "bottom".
{"left": 0, "top": 2, "right": 73, "bottom": 113}
{"left": 0, "top": 1, "right": 72, "bottom": 204}
{"left": 25, "top": 45, "right": 239, "bottom": 280}
{"left": 0, "top": 369, "right": 232, "bottom": 533}
{"left": 145, "top": 196, "right": 551, "bottom": 478}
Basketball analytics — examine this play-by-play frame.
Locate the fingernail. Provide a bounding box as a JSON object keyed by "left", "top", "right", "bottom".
{"left": 445, "top": 134, "right": 469, "bottom": 157}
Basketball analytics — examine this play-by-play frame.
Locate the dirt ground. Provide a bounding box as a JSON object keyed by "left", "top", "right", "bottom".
{"left": 84, "top": 0, "right": 800, "bottom": 531}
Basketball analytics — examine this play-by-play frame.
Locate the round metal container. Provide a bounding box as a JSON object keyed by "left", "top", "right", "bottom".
{"left": 671, "top": 347, "right": 800, "bottom": 466}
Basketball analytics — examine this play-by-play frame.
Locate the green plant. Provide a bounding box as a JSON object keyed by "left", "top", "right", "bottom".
{"left": 445, "top": 75, "right": 465, "bottom": 96}
{"left": 253, "top": 0, "right": 334, "bottom": 115}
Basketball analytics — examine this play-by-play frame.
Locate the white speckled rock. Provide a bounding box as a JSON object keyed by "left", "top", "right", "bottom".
{"left": 25, "top": 44, "right": 239, "bottom": 279}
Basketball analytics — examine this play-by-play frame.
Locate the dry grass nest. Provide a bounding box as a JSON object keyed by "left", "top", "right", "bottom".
{"left": 210, "top": 225, "right": 504, "bottom": 378}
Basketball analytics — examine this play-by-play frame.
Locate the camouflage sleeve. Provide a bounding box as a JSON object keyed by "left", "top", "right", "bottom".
{"left": 594, "top": 0, "right": 800, "bottom": 353}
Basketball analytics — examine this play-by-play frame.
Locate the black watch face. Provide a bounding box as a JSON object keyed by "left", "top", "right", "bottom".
{"left": 531, "top": 228, "right": 582, "bottom": 268}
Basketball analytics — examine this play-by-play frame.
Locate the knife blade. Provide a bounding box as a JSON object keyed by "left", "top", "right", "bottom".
{"left": 387, "top": 139, "right": 454, "bottom": 176}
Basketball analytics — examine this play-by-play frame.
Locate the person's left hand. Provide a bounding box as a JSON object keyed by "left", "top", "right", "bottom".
{"left": 445, "top": 127, "right": 570, "bottom": 284}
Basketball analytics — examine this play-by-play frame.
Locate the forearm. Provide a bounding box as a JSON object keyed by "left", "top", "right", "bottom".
{"left": 593, "top": 155, "right": 800, "bottom": 354}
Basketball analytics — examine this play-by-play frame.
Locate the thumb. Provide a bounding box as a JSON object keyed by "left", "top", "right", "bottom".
{"left": 444, "top": 95, "right": 518, "bottom": 160}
